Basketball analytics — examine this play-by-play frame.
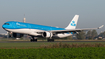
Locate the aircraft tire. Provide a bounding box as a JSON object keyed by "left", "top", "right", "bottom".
{"left": 34, "top": 39, "right": 37, "bottom": 42}
{"left": 30, "top": 39, "right": 33, "bottom": 42}
{"left": 47, "top": 39, "right": 54, "bottom": 42}
{"left": 32, "top": 39, "right": 37, "bottom": 42}
{"left": 52, "top": 39, "right": 54, "bottom": 42}
{"left": 30, "top": 39, "right": 37, "bottom": 42}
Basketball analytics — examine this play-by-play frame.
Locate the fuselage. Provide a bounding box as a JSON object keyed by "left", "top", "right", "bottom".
{"left": 2, "top": 21, "right": 72, "bottom": 38}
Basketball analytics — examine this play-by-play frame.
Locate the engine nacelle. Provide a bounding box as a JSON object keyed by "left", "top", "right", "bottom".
{"left": 42, "top": 32, "right": 53, "bottom": 38}
{"left": 13, "top": 33, "right": 24, "bottom": 38}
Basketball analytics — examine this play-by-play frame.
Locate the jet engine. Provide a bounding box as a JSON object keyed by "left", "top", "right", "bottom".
{"left": 42, "top": 31, "right": 53, "bottom": 38}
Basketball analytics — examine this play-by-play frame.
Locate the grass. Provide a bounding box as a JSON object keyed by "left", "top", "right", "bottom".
{"left": 0, "top": 47, "right": 105, "bottom": 59}
{"left": 0, "top": 42, "right": 49, "bottom": 48}
{"left": 0, "top": 42, "right": 105, "bottom": 49}
{"left": 0, "top": 40, "right": 105, "bottom": 59}
{"left": 1, "top": 38, "right": 105, "bottom": 48}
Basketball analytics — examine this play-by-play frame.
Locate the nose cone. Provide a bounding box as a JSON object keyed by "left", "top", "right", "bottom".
{"left": 2, "top": 22, "right": 11, "bottom": 30}
{"left": 2, "top": 25, "right": 6, "bottom": 29}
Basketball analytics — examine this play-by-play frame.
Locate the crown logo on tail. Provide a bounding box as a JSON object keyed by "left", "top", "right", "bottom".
{"left": 71, "top": 21, "right": 76, "bottom": 26}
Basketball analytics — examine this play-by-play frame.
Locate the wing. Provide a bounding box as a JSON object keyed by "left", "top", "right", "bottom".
{"left": 49, "top": 25, "right": 104, "bottom": 33}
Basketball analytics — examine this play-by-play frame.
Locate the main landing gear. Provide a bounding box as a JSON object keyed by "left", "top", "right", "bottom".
{"left": 47, "top": 39, "right": 54, "bottom": 42}
{"left": 30, "top": 36, "right": 37, "bottom": 42}
{"left": 29, "top": 36, "right": 54, "bottom": 42}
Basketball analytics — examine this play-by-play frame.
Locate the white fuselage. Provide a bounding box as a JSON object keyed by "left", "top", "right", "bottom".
{"left": 5, "top": 28, "right": 72, "bottom": 38}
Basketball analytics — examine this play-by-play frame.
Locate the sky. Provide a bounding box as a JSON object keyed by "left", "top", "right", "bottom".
{"left": 0, "top": 0, "right": 105, "bottom": 34}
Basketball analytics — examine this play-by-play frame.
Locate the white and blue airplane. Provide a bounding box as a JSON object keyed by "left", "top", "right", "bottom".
{"left": 2, "top": 15, "right": 104, "bottom": 42}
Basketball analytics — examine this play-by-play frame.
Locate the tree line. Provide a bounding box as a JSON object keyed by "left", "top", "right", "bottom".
{"left": 75, "top": 30, "right": 105, "bottom": 40}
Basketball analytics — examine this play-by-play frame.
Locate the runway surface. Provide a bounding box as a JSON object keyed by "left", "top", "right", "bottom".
{"left": 1, "top": 41, "right": 105, "bottom": 43}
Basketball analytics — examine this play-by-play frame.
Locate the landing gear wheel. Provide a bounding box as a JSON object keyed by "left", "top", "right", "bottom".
{"left": 30, "top": 39, "right": 33, "bottom": 42}
{"left": 47, "top": 39, "right": 54, "bottom": 42}
{"left": 30, "top": 39, "right": 37, "bottom": 42}
{"left": 30, "top": 36, "right": 37, "bottom": 42}
{"left": 33, "top": 39, "right": 37, "bottom": 42}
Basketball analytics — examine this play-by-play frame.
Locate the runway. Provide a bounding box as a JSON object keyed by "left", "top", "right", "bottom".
{"left": 1, "top": 41, "right": 105, "bottom": 43}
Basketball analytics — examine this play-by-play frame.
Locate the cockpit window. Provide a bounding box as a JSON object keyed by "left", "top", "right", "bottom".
{"left": 4, "top": 23, "right": 9, "bottom": 25}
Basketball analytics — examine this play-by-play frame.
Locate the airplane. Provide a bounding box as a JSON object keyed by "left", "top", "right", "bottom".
{"left": 2, "top": 15, "right": 104, "bottom": 42}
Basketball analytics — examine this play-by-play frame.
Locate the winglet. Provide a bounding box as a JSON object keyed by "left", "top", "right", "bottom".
{"left": 98, "top": 25, "right": 104, "bottom": 29}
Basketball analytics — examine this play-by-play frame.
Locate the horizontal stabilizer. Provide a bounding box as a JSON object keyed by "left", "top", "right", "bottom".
{"left": 98, "top": 25, "right": 104, "bottom": 29}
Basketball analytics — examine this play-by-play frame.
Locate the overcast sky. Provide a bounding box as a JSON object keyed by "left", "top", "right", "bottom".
{"left": 0, "top": 0, "right": 105, "bottom": 34}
